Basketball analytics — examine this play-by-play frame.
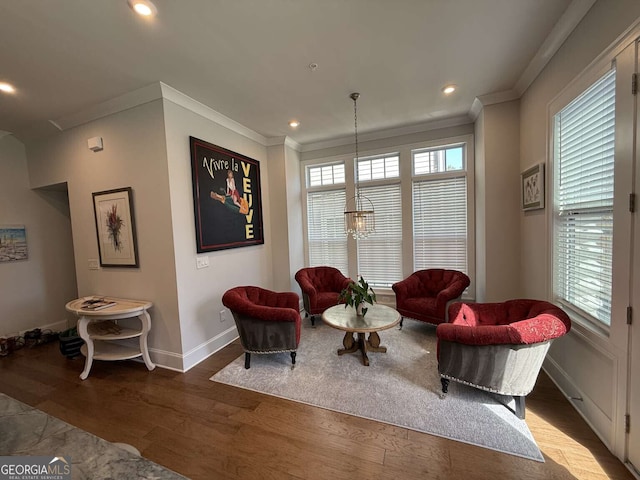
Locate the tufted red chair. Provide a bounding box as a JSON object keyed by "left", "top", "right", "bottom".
{"left": 295, "top": 266, "right": 353, "bottom": 326}
{"left": 392, "top": 269, "right": 470, "bottom": 328}
{"left": 222, "top": 286, "right": 301, "bottom": 369}
{"left": 436, "top": 299, "right": 571, "bottom": 418}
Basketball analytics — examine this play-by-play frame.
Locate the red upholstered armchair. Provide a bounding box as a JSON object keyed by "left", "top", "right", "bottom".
{"left": 222, "top": 286, "right": 301, "bottom": 369}
{"left": 295, "top": 266, "right": 352, "bottom": 326}
{"left": 392, "top": 269, "right": 470, "bottom": 328}
{"left": 436, "top": 299, "right": 571, "bottom": 418}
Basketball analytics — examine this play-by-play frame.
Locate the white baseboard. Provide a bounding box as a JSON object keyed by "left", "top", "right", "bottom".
{"left": 542, "top": 356, "right": 613, "bottom": 450}
{"left": 148, "top": 325, "right": 239, "bottom": 372}
{"left": 1, "top": 318, "right": 70, "bottom": 338}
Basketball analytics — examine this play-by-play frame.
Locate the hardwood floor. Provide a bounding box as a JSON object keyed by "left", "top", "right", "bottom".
{"left": 0, "top": 340, "right": 634, "bottom": 480}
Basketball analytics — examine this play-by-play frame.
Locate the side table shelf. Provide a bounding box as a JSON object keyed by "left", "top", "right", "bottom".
{"left": 65, "top": 297, "right": 156, "bottom": 380}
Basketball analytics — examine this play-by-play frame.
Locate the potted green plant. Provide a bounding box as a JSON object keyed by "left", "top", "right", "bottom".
{"left": 339, "top": 276, "right": 377, "bottom": 317}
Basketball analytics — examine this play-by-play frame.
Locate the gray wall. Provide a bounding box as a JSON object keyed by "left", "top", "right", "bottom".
{"left": 25, "top": 99, "right": 183, "bottom": 364}
{"left": 0, "top": 135, "right": 77, "bottom": 336}
{"left": 162, "top": 97, "right": 273, "bottom": 370}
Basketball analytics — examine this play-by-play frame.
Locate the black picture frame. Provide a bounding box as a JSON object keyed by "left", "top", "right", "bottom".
{"left": 92, "top": 187, "right": 139, "bottom": 267}
{"left": 189, "top": 136, "right": 265, "bottom": 252}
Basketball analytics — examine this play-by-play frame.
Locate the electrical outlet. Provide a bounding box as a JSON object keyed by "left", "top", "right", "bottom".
{"left": 219, "top": 309, "right": 227, "bottom": 322}
{"left": 196, "top": 256, "right": 210, "bottom": 269}
{"left": 88, "top": 259, "right": 100, "bottom": 270}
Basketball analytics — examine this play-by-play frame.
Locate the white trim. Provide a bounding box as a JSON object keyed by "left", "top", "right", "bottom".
{"left": 515, "top": 0, "right": 598, "bottom": 95}
{"left": 149, "top": 325, "right": 239, "bottom": 372}
{"left": 159, "top": 83, "right": 267, "bottom": 145}
{"left": 265, "top": 135, "right": 301, "bottom": 151}
{"left": 53, "top": 83, "right": 163, "bottom": 131}
{"left": 48, "top": 81, "right": 271, "bottom": 147}
{"left": 543, "top": 351, "right": 615, "bottom": 450}
{"left": 301, "top": 115, "right": 472, "bottom": 153}
{"left": 1, "top": 318, "right": 69, "bottom": 339}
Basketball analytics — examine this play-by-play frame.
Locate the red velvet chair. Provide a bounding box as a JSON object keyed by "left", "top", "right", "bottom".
{"left": 295, "top": 266, "right": 352, "bottom": 325}
{"left": 222, "top": 286, "right": 301, "bottom": 369}
{"left": 392, "top": 269, "right": 470, "bottom": 328}
{"left": 437, "top": 299, "right": 571, "bottom": 418}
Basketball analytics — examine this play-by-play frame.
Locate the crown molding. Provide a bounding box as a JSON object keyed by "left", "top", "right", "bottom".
{"left": 159, "top": 83, "right": 268, "bottom": 145}
{"left": 468, "top": 89, "right": 521, "bottom": 120}
{"left": 300, "top": 114, "right": 472, "bottom": 153}
{"left": 514, "top": 0, "right": 597, "bottom": 95}
{"left": 53, "top": 83, "right": 163, "bottom": 131}
{"left": 265, "top": 135, "right": 301, "bottom": 151}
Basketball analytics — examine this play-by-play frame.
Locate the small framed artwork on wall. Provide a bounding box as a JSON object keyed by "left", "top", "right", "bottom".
{"left": 521, "top": 163, "right": 545, "bottom": 211}
{"left": 0, "top": 225, "right": 28, "bottom": 262}
{"left": 92, "top": 187, "right": 139, "bottom": 267}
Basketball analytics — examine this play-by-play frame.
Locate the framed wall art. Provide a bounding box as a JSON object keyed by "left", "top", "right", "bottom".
{"left": 189, "top": 136, "right": 264, "bottom": 252}
{"left": 0, "top": 225, "right": 28, "bottom": 263}
{"left": 521, "top": 163, "right": 545, "bottom": 211}
{"left": 92, "top": 187, "right": 139, "bottom": 267}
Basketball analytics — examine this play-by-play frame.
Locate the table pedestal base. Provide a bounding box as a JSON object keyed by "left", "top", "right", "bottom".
{"left": 338, "top": 331, "right": 387, "bottom": 366}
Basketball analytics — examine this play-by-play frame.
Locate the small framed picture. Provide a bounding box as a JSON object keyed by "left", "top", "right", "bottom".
{"left": 521, "top": 163, "right": 545, "bottom": 211}
{"left": 92, "top": 187, "right": 139, "bottom": 267}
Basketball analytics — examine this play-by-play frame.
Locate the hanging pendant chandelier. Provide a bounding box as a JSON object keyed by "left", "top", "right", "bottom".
{"left": 344, "top": 92, "right": 375, "bottom": 239}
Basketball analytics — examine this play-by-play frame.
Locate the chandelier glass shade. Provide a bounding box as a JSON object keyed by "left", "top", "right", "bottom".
{"left": 344, "top": 92, "right": 375, "bottom": 239}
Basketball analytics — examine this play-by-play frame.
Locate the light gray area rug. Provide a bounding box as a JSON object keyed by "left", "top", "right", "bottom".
{"left": 211, "top": 319, "right": 544, "bottom": 462}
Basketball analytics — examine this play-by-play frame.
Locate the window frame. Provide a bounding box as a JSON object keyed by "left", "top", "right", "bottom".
{"left": 547, "top": 57, "right": 626, "bottom": 336}
{"left": 301, "top": 134, "right": 475, "bottom": 298}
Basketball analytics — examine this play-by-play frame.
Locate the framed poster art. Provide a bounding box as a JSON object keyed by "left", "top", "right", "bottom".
{"left": 521, "top": 163, "right": 545, "bottom": 211}
{"left": 0, "top": 225, "right": 28, "bottom": 263}
{"left": 92, "top": 187, "right": 139, "bottom": 267}
{"left": 190, "top": 136, "right": 264, "bottom": 252}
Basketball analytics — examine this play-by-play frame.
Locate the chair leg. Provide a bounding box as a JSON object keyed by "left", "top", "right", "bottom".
{"left": 291, "top": 351, "right": 296, "bottom": 365}
{"left": 244, "top": 352, "right": 251, "bottom": 369}
{"left": 399, "top": 317, "right": 404, "bottom": 330}
{"left": 441, "top": 377, "right": 449, "bottom": 394}
{"left": 311, "top": 315, "right": 315, "bottom": 326}
{"left": 514, "top": 395, "right": 526, "bottom": 419}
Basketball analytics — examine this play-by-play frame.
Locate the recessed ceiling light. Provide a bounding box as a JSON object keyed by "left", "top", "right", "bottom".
{"left": 442, "top": 85, "right": 457, "bottom": 95}
{"left": 289, "top": 120, "right": 300, "bottom": 128}
{"left": 0, "top": 82, "right": 16, "bottom": 94}
{"left": 127, "top": 0, "right": 157, "bottom": 17}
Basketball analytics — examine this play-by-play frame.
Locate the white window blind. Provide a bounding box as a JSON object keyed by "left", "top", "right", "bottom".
{"left": 357, "top": 183, "right": 402, "bottom": 287}
{"left": 308, "top": 164, "right": 345, "bottom": 187}
{"left": 307, "top": 189, "right": 348, "bottom": 276}
{"left": 357, "top": 154, "right": 400, "bottom": 181}
{"left": 413, "top": 176, "right": 467, "bottom": 273}
{"left": 553, "top": 68, "right": 615, "bottom": 326}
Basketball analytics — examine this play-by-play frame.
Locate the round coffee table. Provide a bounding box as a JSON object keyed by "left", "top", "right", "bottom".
{"left": 321, "top": 304, "right": 401, "bottom": 366}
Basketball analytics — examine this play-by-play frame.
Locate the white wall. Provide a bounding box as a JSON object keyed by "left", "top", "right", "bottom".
{"left": 284, "top": 144, "right": 304, "bottom": 293}
{"left": 266, "top": 142, "right": 304, "bottom": 294}
{"left": 520, "top": 0, "right": 640, "bottom": 457}
{"left": 25, "top": 99, "right": 183, "bottom": 365}
{"left": 162, "top": 98, "right": 272, "bottom": 370}
{"left": 475, "top": 100, "right": 521, "bottom": 302}
{"left": 0, "top": 135, "right": 77, "bottom": 336}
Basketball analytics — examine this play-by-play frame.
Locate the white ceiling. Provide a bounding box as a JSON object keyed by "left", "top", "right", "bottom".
{"left": 0, "top": 0, "right": 594, "bottom": 147}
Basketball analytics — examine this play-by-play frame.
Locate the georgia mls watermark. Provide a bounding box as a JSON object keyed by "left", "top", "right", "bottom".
{"left": 0, "top": 456, "right": 71, "bottom": 480}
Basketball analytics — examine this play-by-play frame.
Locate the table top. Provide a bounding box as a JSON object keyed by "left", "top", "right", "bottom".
{"left": 65, "top": 296, "right": 152, "bottom": 316}
{"left": 322, "top": 304, "right": 400, "bottom": 333}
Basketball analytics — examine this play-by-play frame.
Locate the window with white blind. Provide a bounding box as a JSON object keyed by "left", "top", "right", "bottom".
{"left": 355, "top": 155, "right": 402, "bottom": 287}
{"left": 553, "top": 68, "right": 616, "bottom": 327}
{"left": 412, "top": 145, "right": 468, "bottom": 275}
{"left": 305, "top": 161, "right": 348, "bottom": 276}
{"left": 303, "top": 136, "right": 474, "bottom": 297}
